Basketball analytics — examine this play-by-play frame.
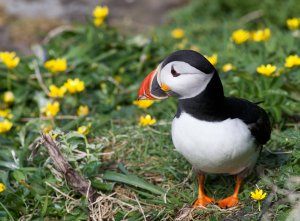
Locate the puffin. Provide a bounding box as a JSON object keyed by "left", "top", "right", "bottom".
{"left": 137, "top": 50, "right": 271, "bottom": 209}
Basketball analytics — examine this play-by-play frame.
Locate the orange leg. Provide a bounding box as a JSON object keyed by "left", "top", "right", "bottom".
{"left": 217, "top": 176, "right": 243, "bottom": 209}
{"left": 193, "top": 174, "right": 215, "bottom": 208}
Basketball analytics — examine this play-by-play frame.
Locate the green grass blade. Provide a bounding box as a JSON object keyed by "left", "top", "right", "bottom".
{"left": 103, "top": 171, "right": 165, "bottom": 195}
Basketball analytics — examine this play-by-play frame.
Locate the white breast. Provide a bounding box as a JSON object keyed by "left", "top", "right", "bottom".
{"left": 172, "top": 112, "right": 259, "bottom": 174}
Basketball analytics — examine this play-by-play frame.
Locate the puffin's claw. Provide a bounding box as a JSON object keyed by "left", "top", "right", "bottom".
{"left": 193, "top": 195, "right": 215, "bottom": 208}
{"left": 217, "top": 195, "right": 239, "bottom": 209}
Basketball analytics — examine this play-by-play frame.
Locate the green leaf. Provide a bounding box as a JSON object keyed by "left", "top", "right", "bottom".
{"left": 91, "top": 179, "right": 115, "bottom": 191}
{"left": 103, "top": 171, "right": 165, "bottom": 195}
{"left": 0, "top": 161, "right": 18, "bottom": 170}
{"left": 12, "top": 169, "right": 26, "bottom": 182}
{"left": 82, "top": 161, "right": 101, "bottom": 177}
{"left": 41, "top": 195, "right": 48, "bottom": 216}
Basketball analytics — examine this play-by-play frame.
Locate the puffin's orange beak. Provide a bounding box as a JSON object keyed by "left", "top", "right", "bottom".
{"left": 138, "top": 66, "right": 169, "bottom": 100}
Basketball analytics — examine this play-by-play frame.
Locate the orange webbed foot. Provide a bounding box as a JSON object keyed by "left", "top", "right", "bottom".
{"left": 217, "top": 195, "right": 239, "bottom": 209}
{"left": 193, "top": 195, "right": 215, "bottom": 208}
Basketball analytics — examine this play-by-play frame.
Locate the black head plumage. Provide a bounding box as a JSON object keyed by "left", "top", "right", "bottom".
{"left": 161, "top": 50, "right": 216, "bottom": 74}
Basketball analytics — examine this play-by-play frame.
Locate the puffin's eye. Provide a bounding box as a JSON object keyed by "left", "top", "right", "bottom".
{"left": 171, "top": 66, "right": 180, "bottom": 77}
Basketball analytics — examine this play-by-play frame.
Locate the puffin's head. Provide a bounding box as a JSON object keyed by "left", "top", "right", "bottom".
{"left": 138, "top": 50, "right": 217, "bottom": 100}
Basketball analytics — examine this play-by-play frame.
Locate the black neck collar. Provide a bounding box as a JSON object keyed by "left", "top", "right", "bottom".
{"left": 176, "top": 73, "right": 225, "bottom": 121}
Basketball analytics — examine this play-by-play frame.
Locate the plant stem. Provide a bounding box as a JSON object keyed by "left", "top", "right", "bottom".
{"left": 0, "top": 201, "right": 15, "bottom": 221}
{"left": 7, "top": 70, "right": 12, "bottom": 90}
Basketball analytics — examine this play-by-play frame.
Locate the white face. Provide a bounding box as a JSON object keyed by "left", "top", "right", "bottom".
{"left": 158, "top": 61, "right": 213, "bottom": 99}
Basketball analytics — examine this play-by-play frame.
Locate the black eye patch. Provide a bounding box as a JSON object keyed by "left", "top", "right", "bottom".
{"left": 171, "top": 65, "right": 180, "bottom": 77}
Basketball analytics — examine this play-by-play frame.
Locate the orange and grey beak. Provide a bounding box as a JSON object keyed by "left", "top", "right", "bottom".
{"left": 138, "top": 65, "right": 170, "bottom": 100}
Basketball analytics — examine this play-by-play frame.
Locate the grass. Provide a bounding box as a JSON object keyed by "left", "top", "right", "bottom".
{"left": 0, "top": 0, "right": 300, "bottom": 220}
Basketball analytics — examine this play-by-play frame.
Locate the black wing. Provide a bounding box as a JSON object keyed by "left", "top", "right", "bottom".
{"left": 224, "top": 97, "right": 271, "bottom": 145}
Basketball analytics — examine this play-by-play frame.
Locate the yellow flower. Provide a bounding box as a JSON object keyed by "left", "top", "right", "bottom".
{"left": 93, "top": 5, "right": 109, "bottom": 27}
{"left": 48, "top": 131, "right": 59, "bottom": 140}
{"left": 0, "top": 51, "right": 20, "bottom": 69}
{"left": 133, "top": 100, "right": 154, "bottom": 109}
{"left": 286, "top": 18, "right": 300, "bottom": 30}
{"left": 93, "top": 6, "right": 109, "bottom": 18}
{"left": 0, "top": 183, "right": 6, "bottom": 193}
{"left": 64, "top": 78, "right": 85, "bottom": 94}
{"left": 284, "top": 55, "right": 300, "bottom": 68}
{"left": 94, "top": 17, "right": 104, "bottom": 27}
{"left": 251, "top": 188, "right": 267, "bottom": 201}
{"left": 231, "top": 29, "right": 250, "bottom": 44}
{"left": 206, "top": 54, "right": 218, "bottom": 66}
{"left": 77, "top": 125, "right": 90, "bottom": 135}
{"left": 171, "top": 28, "right": 185, "bottom": 39}
{"left": 139, "top": 115, "right": 156, "bottom": 126}
{"left": 176, "top": 38, "right": 188, "bottom": 49}
{"left": 114, "top": 75, "right": 122, "bottom": 84}
{"left": 0, "top": 109, "right": 13, "bottom": 119}
{"left": 41, "top": 102, "right": 60, "bottom": 117}
{"left": 48, "top": 85, "right": 66, "bottom": 98}
{"left": 100, "top": 83, "right": 107, "bottom": 92}
{"left": 0, "top": 119, "right": 13, "bottom": 133}
{"left": 77, "top": 105, "right": 89, "bottom": 116}
{"left": 44, "top": 58, "right": 67, "bottom": 73}
{"left": 256, "top": 64, "right": 277, "bottom": 76}
{"left": 222, "top": 63, "right": 235, "bottom": 72}
{"left": 41, "top": 124, "right": 53, "bottom": 134}
{"left": 3, "top": 91, "right": 14, "bottom": 103}
{"left": 250, "top": 28, "right": 271, "bottom": 42}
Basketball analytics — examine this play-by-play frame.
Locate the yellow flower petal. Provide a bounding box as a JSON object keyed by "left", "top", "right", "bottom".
{"left": 0, "top": 119, "right": 13, "bottom": 133}
{"left": 41, "top": 124, "right": 53, "bottom": 134}
{"left": 77, "top": 125, "right": 90, "bottom": 135}
{"left": 171, "top": 28, "right": 185, "bottom": 39}
{"left": 284, "top": 55, "right": 300, "bottom": 68}
{"left": 94, "top": 17, "right": 104, "bottom": 27}
{"left": 93, "top": 6, "right": 109, "bottom": 18}
{"left": 0, "top": 183, "right": 6, "bottom": 193}
{"left": 44, "top": 58, "right": 67, "bottom": 73}
{"left": 231, "top": 29, "right": 250, "bottom": 44}
{"left": 0, "top": 51, "right": 20, "bottom": 69}
{"left": 41, "top": 102, "right": 60, "bottom": 117}
{"left": 64, "top": 78, "right": 85, "bottom": 94}
{"left": 205, "top": 54, "right": 218, "bottom": 66}
{"left": 261, "top": 192, "right": 267, "bottom": 200}
{"left": 250, "top": 188, "right": 267, "bottom": 201}
{"left": 133, "top": 100, "right": 154, "bottom": 109}
{"left": 77, "top": 105, "right": 89, "bottom": 116}
{"left": 0, "top": 109, "right": 13, "bottom": 119}
{"left": 250, "top": 28, "right": 271, "bottom": 42}
{"left": 48, "top": 85, "right": 66, "bottom": 98}
{"left": 139, "top": 114, "right": 156, "bottom": 126}
{"left": 3, "top": 91, "right": 15, "bottom": 103}
{"left": 222, "top": 63, "right": 235, "bottom": 72}
{"left": 256, "top": 64, "right": 277, "bottom": 76}
{"left": 286, "top": 18, "right": 300, "bottom": 30}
